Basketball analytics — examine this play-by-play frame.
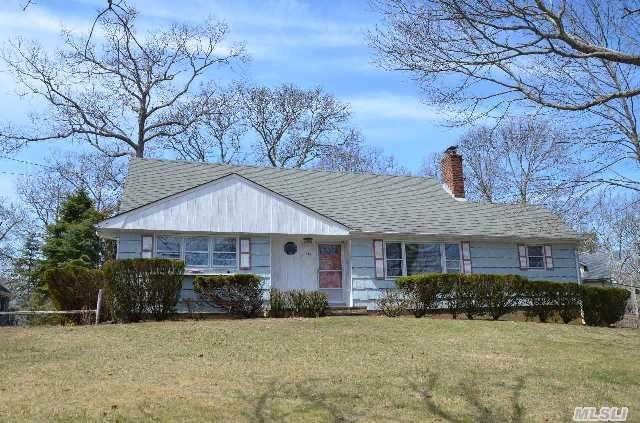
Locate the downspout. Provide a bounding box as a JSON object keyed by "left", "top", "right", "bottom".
{"left": 575, "top": 245, "right": 585, "bottom": 325}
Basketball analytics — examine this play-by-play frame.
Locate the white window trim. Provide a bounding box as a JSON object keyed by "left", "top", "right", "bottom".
{"left": 151, "top": 233, "right": 243, "bottom": 274}
{"left": 383, "top": 240, "right": 405, "bottom": 279}
{"left": 155, "top": 235, "right": 182, "bottom": 259}
{"left": 524, "top": 245, "right": 546, "bottom": 271}
{"left": 443, "top": 242, "right": 463, "bottom": 274}
{"left": 384, "top": 240, "right": 460, "bottom": 279}
{"left": 210, "top": 236, "right": 239, "bottom": 270}
{"left": 183, "top": 236, "right": 210, "bottom": 268}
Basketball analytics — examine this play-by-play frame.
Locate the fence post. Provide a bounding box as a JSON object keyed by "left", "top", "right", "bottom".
{"left": 95, "top": 289, "right": 103, "bottom": 325}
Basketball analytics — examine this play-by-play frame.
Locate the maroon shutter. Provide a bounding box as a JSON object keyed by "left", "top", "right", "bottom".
{"left": 240, "top": 238, "right": 251, "bottom": 270}
{"left": 544, "top": 245, "right": 553, "bottom": 270}
{"left": 518, "top": 245, "right": 528, "bottom": 270}
{"left": 373, "top": 240, "right": 384, "bottom": 279}
{"left": 461, "top": 241, "right": 472, "bottom": 273}
{"left": 142, "top": 235, "right": 153, "bottom": 259}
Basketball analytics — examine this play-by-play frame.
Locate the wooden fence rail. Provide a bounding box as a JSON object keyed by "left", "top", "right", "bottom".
{"left": 0, "top": 289, "right": 104, "bottom": 326}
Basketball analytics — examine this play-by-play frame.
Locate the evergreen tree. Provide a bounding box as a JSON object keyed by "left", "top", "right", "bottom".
{"left": 8, "top": 231, "right": 42, "bottom": 306}
{"left": 41, "top": 190, "right": 104, "bottom": 270}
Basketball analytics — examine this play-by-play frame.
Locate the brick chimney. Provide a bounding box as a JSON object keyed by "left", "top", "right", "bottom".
{"left": 440, "top": 146, "right": 465, "bottom": 198}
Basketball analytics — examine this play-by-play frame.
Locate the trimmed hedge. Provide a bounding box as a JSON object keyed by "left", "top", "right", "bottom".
{"left": 43, "top": 262, "right": 105, "bottom": 312}
{"left": 395, "top": 272, "right": 630, "bottom": 326}
{"left": 269, "top": 289, "right": 328, "bottom": 318}
{"left": 582, "top": 286, "right": 630, "bottom": 326}
{"left": 104, "top": 259, "right": 184, "bottom": 322}
{"left": 194, "top": 274, "right": 264, "bottom": 318}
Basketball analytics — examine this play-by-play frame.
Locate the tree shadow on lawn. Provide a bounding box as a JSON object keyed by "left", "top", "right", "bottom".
{"left": 407, "top": 371, "right": 526, "bottom": 423}
{"left": 244, "top": 372, "right": 526, "bottom": 423}
{"left": 248, "top": 379, "right": 350, "bottom": 423}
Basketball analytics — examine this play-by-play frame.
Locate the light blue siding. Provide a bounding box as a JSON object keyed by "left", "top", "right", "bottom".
{"left": 470, "top": 241, "right": 577, "bottom": 282}
{"left": 177, "top": 236, "right": 271, "bottom": 312}
{"left": 351, "top": 239, "right": 394, "bottom": 309}
{"left": 115, "top": 232, "right": 271, "bottom": 313}
{"left": 350, "top": 238, "right": 579, "bottom": 310}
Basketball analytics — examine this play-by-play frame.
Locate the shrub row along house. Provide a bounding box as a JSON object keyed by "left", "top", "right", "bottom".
{"left": 97, "top": 147, "right": 582, "bottom": 311}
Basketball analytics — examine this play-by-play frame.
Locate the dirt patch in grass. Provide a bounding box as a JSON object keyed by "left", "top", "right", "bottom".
{"left": 1, "top": 317, "right": 638, "bottom": 422}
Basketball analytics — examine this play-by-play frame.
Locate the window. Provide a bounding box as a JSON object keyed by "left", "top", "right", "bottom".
{"left": 527, "top": 246, "right": 545, "bottom": 269}
{"left": 212, "top": 237, "right": 237, "bottom": 267}
{"left": 445, "top": 243, "right": 461, "bottom": 273}
{"left": 184, "top": 237, "right": 209, "bottom": 267}
{"left": 405, "top": 243, "right": 442, "bottom": 275}
{"left": 156, "top": 236, "right": 181, "bottom": 259}
{"left": 385, "top": 242, "right": 403, "bottom": 277}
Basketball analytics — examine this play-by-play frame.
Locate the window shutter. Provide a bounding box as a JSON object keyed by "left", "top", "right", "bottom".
{"left": 373, "top": 240, "right": 384, "bottom": 279}
{"left": 240, "top": 238, "right": 251, "bottom": 270}
{"left": 142, "top": 235, "right": 153, "bottom": 259}
{"left": 461, "top": 241, "right": 472, "bottom": 273}
{"left": 518, "top": 245, "right": 528, "bottom": 270}
{"left": 544, "top": 245, "right": 553, "bottom": 270}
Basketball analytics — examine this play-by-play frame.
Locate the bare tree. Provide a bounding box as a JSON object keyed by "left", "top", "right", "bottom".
{"left": 458, "top": 117, "right": 581, "bottom": 209}
{"left": 456, "top": 127, "right": 504, "bottom": 202}
{"left": 243, "top": 84, "right": 353, "bottom": 168}
{"left": 0, "top": 200, "right": 23, "bottom": 267}
{"left": 17, "top": 152, "right": 125, "bottom": 230}
{"left": 165, "top": 84, "right": 247, "bottom": 163}
{"left": 314, "top": 130, "right": 409, "bottom": 175}
{"left": 587, "top": 192, "right": 640, "bottom": 288}
{"left": 370, "top": 0, "right": 640, "bottom": 191}
{"left": 1, "top": 1, "right": 246, "bottom": 157}
{"left": 418, "top": 152, "right": 441, "bottom": 179}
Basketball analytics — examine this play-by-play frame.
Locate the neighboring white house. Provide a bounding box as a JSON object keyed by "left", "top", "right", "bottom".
{"left": 97, "top": 147, "right": 582, "bottom": 311}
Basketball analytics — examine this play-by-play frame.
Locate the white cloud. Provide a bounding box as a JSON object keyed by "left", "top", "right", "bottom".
{"left": 0, "top": 7, "right": 91, "bottom": 35}
{"left": 348, "top": 93, "right": 452, "bottom": 121}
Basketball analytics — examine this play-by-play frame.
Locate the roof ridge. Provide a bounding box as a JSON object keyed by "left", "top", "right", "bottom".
{"left": 131, "top": 156, "right": 438, "bottom": 182}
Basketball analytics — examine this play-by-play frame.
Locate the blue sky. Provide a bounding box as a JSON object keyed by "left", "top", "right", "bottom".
{"left": 0, "top": 0, "right": 464, "bottom": 197}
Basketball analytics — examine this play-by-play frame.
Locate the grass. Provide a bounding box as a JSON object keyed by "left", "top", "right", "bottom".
{"left": 1, "top": 317, "right": 639, "bottom": 422}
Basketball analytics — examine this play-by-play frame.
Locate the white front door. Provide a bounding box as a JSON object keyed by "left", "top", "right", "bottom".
{"left": 271, "top": 237, "right": 317, "bottom": 291}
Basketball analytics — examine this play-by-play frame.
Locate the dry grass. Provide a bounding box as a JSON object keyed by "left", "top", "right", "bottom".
{"left": 1, "top": 317, "right": 639, "bottom": 422}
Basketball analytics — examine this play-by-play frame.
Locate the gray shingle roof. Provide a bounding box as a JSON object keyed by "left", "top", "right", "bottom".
{"left": 118, "top": 158, "right": 580, "bottom": 241}
{"left": 579, "top": 253, "right": 612, "bottom": 282}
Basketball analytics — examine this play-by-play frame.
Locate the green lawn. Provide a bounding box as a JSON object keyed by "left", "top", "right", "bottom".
{"left": 1, "top": 317, "right": 638, "bottom": 422}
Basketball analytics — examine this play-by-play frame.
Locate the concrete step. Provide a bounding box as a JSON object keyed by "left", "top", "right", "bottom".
{"left": 327, "top": 306, "right": 369, "bottom": 316}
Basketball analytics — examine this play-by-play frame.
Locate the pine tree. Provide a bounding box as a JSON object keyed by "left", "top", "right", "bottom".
{"left": 8, "top": 231, "right": 42, "bottom": 306}
{"left": 41, "top": 190, "right": 105, "bottom": 270}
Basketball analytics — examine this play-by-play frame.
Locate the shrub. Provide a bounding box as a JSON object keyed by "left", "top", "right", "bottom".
{"left": 302, "top": 291, "right": 329, "bottom": 317}
{"left": 582, "top": 286, "right": 630, "bottom": 326}
{"left": 556, "top": 283, "right": 582, "bottom": 324}
{"left": 437, "top": 274, "right": 464, "bottom": 318}
{"left": 459, "top": 277, "right": 483, "bottom": 319}
{"left": 104, "top": 259, "right": 184, "bottom": 322}
{"left": 396, "top": 274, "right": 440, "bottom": 317}
{"left": 269, "top": 288, "right": 289, "bottom": 318}
{"left": 524, "top": 281, "right": 560, "bottom": 323}
{"left": 194, "top": 274, "right": 264, "bottom": 318}
{"left": 269, "top": 289, "right": 328, "bottom": 318}
{"left": 377, "top": 289, "right": 409, "bottom": 317}
{"left": 43, "top": 262, "right": 105, "bottom": 312}
{"left": 471, "top": 274, "right": 527, "bottom": 321}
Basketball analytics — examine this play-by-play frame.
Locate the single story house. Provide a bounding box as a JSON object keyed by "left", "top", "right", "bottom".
{"left": 97, "top": 147, "right": 582, "bottom": 311}
{"left": 0, "top": 281, "right": 11, "bottom": 312}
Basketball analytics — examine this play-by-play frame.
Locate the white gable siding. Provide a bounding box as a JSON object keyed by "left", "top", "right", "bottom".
{"left": 99, "top": 174, "right": 349, "bottom": 236}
